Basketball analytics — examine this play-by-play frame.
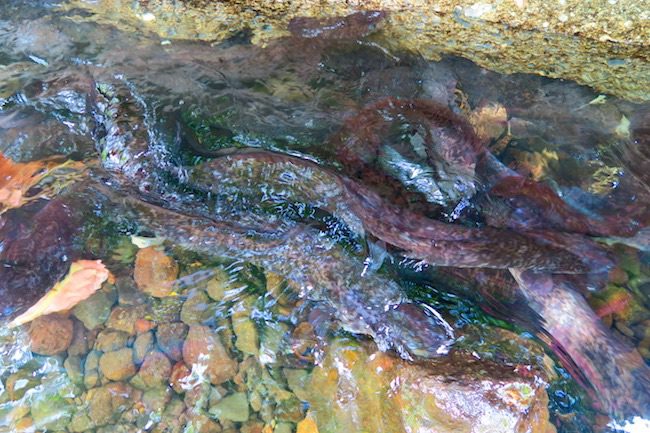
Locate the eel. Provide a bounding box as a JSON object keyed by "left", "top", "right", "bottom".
{"left": 91, "top": 79, "right": 650, "bottom": 420}
{"left": 89, "top": 179, "right": 454, "bottom": 361}
{"left": 90, "top": 80, "right": 454, "bottom": 360}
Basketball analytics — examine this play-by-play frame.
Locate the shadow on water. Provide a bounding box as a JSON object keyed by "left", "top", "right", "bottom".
{"left": 1, "top": 2, "right": 650, "bottom": 433}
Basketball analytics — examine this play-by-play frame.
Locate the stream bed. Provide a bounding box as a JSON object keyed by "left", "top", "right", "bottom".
{"left": 1, "top": 2, "right": 649, "bottom": 433}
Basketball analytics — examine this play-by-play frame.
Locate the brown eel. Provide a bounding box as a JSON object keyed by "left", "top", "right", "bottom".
{"left": 91, "top": 80, "right": 650, "bottom": 420}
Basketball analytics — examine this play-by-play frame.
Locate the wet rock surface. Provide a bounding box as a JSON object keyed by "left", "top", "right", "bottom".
{"left": 0, "top": 263, "right": 567, "bottom": 433}
{"left": 183, "top": 325, "right": 238, "bottom": 385}
{"left": 99, "top": 348, "right": 137, "bottom": 381}
{"left": 2, "top": 239, "right": 568, "bottom": 433}
{"left": 28, "top": 315, "right": 74, "bottom": 355}
{"left": 134, "top": 247, "right": 179, "bottom": 298}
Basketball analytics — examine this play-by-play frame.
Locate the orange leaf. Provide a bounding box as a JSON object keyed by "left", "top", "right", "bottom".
{"left": 9, "top": 260, "right": 111, "bottom": 328}
{"left": 0, "top": 153, "right": 50, "bottom": 210}
{"left": 0, "top": 152, "right": 84, "bottom": 214}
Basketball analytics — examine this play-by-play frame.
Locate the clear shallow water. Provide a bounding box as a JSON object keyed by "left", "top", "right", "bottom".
{"left": 0, "top": 2, "right": 649, "bottom": 433}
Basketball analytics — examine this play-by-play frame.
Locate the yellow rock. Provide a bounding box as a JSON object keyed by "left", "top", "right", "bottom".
{"left": 297, "top": 415, "right": 319, "bottom": 433}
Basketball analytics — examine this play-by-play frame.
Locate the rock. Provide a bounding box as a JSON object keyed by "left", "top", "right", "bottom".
{"left": 153, "top": 396, "right": 188, "bottom": 433}
{"left": 135, "top": 318, "right": 156, "bottom": 334}
{"left": 107, "top": 305, "right": 149, "bottom": 335}
{"left": 182, "top": 325, "right": 237, "bottom": 385}
{"left": 185, "top": 411, "right": 222, "bottom": 433}
{"left": 98, "top": 424, "right": 141, "bottom": 433}
{"left": 5, "top": 365, "right": 40, "bottom": 400}
{"left": 64, "top": 355, "right": 84, "bottom": 386}
{"left": 275, "top": 422, "right": 294, "bottom": 433}
{"left": 184, "top": 382, "right": 211, "bottom": 413}
{"left": 86, "top": 386, "right": 114, "bottom": 426}
{"left": 84, "top": 350, "right": 102, "bottom": 388}
{"left": 296, "top": 416, "right": 318, "bottom": 433}
{"left": 265, "top": 271, "right": 296, "bottom": 306}
{"left": 300, "top": 337, "right": 556, "bottom": 433}
{"left": 28, "top": 315, "right": 74, "bottom": 355}
{"left": 260, "top": 323, "right": 289, "bottom": 364}
{"left": 94, "top": 329, "right": 130, "bottom": 352}
{"left": 133, "top": 330, "right": 155, "bottom": 364}
{"left": 116, "top": 276, "right": 147, "bottom": 306}
{"left": 206, "top": 269, "right": 233, "bottom": 301}
{"left": 73, "top": 289, "right": 116, "bottom": 330}
{"left": 209, "top": 385, "right": 228, "bottom": 407}
{"left": 241, "top": 420, "right": 265, "bottom": 433}
{"left": 157, "top": 322, "right": 188, "bottom": 361}
{"left": 30, "top": 391, "right": 73, "bottom": 431}
{"left": 135, "top": 351, "right": 172, "bottom": 389}
{"left": 164, "top": 395, "right": 186, "bottom": 418}
{"left": 68, "top": 319, "right": 91, "bottom": 356}
{"left": 151, "top": 296, "right": 184, "bottom": 323}
{"left": 283, "top": 369, "right": 310, "bottom": 402}
{"left": 232, "top": 315, "right": 259, "bottom": 356}
{"left": 13, "top": 417, "right": 34, "bottom": 432}
{"left": 208, "top": 392, "right": 250, "bottom": 423}
{"left": 142, "top": 386, "right": 172, "bottom": 413}
{"left": 170, "top": 361, "right": 191, "bottom": 394}
{"left": 275, "top": 394, "right": 304, "bottom": 423}
{"left": 0, "top": 401, "right": 30, "bottom": 427}
{"left": 99, "top": 348, "right": 136, "bottom": 381}
{"left": 249, "top": 386, "right": 263, "bottom": 412}
{"left": 86, "top": 382, "right": 139, "bottom": 427}
{"left": 181, "top": 290, "right": 214, "bottom": 324}
{"left": 69, "top": 412, "right": 93, "bottom": 432}
{"left": 134, "top": 246, "right": 179, "bottom": 297}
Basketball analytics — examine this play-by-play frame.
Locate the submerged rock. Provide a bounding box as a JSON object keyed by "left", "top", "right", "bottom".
{"left": 99, "top": 348, "right": 137, "bottom": 381}
{"left": 299, "top": 337, "right": 556, "bottom": 433}
{"left": 84, "top": 349, "right": 102, "bottom": 388}
{"left": 107, "top": 305, "right": 149, "bottom": 335}
{"left": 28, "top": 314, "right": 73, "bottom": 355}
{"left": 94, "top": 329, "right": 129, "bottom": 352}
{"left": 73, "top": 289, "right": 116, "bottom": 330}
{"left": 30, "top": 392, "right": 73, "bottom": 431}
{"left": 181, "top": 290, "right": 214, "bottom": 325}
{"left": 64, "top": 355, "right": 84, "bottom": 386}
{"left": 134, "top": 351, "right": 172, "bottom": 389}
{"left": 133, "top": 330, "right": 155, "bottom": 365}
{"left": 206, "top": 269, "right": 233, "bottom": 302}
{"left": 157, "top": 322, "right": 188, "bottom": 361}
{"left": 134, "top": 246, "right": 179, "bottom": 297}
{"left": 232, "top": 302, "right": 259, "bottom": 356}
{"left": 86, "top": 383, "right": 138, "bottom": 427}
{"left": 208, "top": 392, "right": 250, "bottom": 423}
{"left": 182, "top": 325, "right": 238, "bottom": 385}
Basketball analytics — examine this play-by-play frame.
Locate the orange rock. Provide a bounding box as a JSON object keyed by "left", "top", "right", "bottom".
{"left": 134, "top": 246, "right": 179, "bottom": 297}
{"left": 28, "top": 315, "right": 74, "bottom": 355}
{"left": 183, "top": 325, "right": 237, "bottom": 385}
{"left": 135, "top": 318, "right": 155, "bottom": 334}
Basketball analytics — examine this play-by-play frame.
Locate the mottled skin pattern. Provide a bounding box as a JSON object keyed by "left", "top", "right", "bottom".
{"left": 91, "top": 82, "right": 453, "bottom": 360}
{"left": 90, "top": 181, "right": 452, "bottom": 360}
{"left": 191, "top": 151, "right": 591, "bottom": 272}
{"left": 0, "top": 199, "right": 80, "bottom": 314}
{"left": 92, "top": 81, "right": 649, "bottom": 419}
{"left": 511, "top": 269, "right": 650, "bottom": 418}
{"left": 333, "top": 97, "right": 481, "bottom": 215}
